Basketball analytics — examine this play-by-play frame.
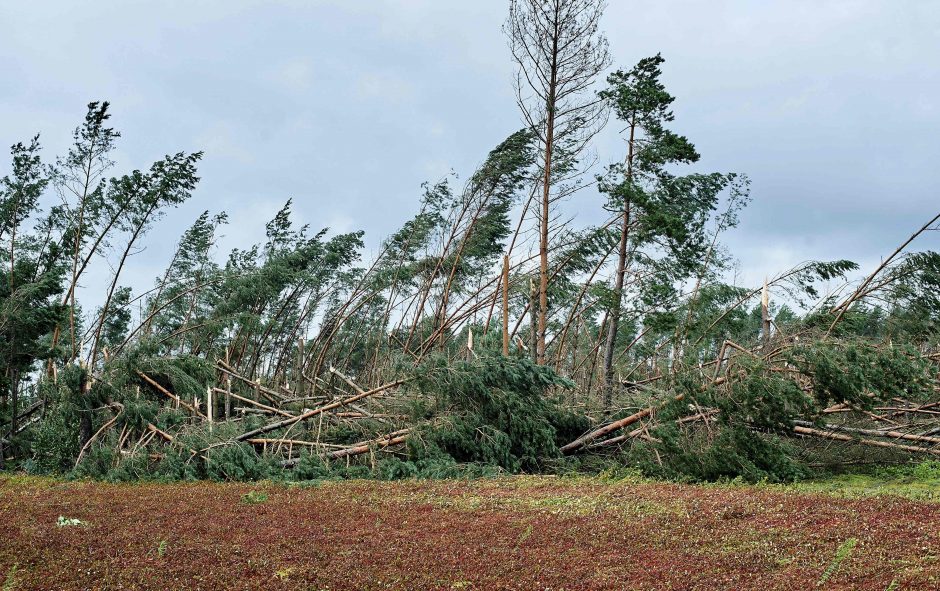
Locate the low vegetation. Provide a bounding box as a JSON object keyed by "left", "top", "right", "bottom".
{"left": 1, "top": 473, "right": 938, "bottom": 590}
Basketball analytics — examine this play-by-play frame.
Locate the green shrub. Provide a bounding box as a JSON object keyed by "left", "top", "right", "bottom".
{"left": 406, "top": 355, "right": 583, "bottom": 473}
{"left": 241, "top": 490, "right": 269, "bottom": 504}
{"left": 206, "top": 442, "right": 279, "bottom": 482}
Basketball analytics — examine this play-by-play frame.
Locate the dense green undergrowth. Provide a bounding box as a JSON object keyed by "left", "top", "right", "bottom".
{"left": 8, "top": 343, "right": 938, "bottom": 487}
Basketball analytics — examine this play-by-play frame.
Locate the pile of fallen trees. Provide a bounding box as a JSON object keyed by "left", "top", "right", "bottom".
{"left": 559, "top": 335, "right": 940, "bottom": 479}
{"left": 90, "top": 330, "right": 939, "bottom": 482}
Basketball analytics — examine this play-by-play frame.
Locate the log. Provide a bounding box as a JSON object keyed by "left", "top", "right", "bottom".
{"left": 329, "top": 366, "right": 365, "bottom": 394}
{"left": 326, "top": 434, "right": 409, "bottom": 460}
{"left": 147, "top": 422, "right": 175, "bottom": 442}
{"left": 247, "top": 438, "right": 341, "bottom": 448}
{"left": 585, "top": 410, "right": 718, "bottom": 450}
{"left": 137, "top": 372, "right": 206, "bottom": 418}
{"left": 792, "top": 425, "right": 940, "bottom": 456}
{"left": 215, "top": 360, "right": 283, "bottom": 404}
{"left": 561, "top": 376, "right": 727, "bottom": 454}
{"left": 235, "top": 379, "right": 406, "bottom": 442}
{"left": 793, "top": 420, "right": 940, "bottom": 446}
{"left": 562, "top": 395, "right": 684, "bottom": 454}
{"left": 281, "top": 430, "right": 411, "bottom": 466}
{"left": 211, "top": 387, "right": 293, "bottom": 418}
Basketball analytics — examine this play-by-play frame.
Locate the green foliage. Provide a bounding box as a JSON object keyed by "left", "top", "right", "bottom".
{"left": 789, "top": 341, "right": 932, "bottom": 408}
{"left": 29, "top": 368, "right": 87, "bottom": 474}
{"left": 2, "top": 93, "right": 937, "bottom": 490}
{"left": 408, "top": 356, "right": 587, "bottom": 472}
{"left": 207, "top": 443, "right": 279, "bottom": 482}
{"left": 637, "top": 362, "right": 813, "bottom": 482}
{"left": 241, "top": 490, "right": 269, "bottom": 504}
{"left": 2, "top": 563, "right": 17, "bottom": 591}
{"left": 624, "top": 338, "right": 935, "bottom": 484}
{"left": 817, "top": 537, "right": 857, "bottom": 586}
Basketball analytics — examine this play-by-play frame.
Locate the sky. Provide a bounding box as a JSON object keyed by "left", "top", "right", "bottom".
{"left": 2, "top": 0, "right": 939, "bottom": 296}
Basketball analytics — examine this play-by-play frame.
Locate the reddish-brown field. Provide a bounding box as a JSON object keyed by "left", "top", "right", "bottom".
{"left": 0, "top": 475, "right": 938, "bottom": 590}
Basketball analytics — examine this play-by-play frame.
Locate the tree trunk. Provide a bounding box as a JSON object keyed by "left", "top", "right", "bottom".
{"left": 537, "top": 10, "right": 561, "bottom": 365}
{"left": 529, "top": 277, "right": 539, "bottom": 364}
{"left": 502, "top": 255, "right": 510, "bottom": 356}
{"left": 602, "top": 203, "right": 630, "bottom": 412}
{"left": 78, "top": 369, "right": 92, "bottom": 450}
{"left": 9, "top": 370, "right": 18, "bottom": 442}
{"left": 602, "top": 119, "right": 636, "bottom": 411}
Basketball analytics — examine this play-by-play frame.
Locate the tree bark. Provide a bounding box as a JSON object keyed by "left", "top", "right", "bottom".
{"left": 602, "top": 118, "right": 636, "bottom": 411}
{"left": 536, "top": 4, "right": 561, "bottom": 365}
{"left": 502, "top": 255, "right": 510, "bottom": 356}
{"left": 529, "top": 277, "right": 539, "bottom": 363}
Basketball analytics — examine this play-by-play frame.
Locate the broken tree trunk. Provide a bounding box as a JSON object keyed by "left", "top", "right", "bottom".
{"left": 502, "top": 254, "right": 510, "bottom": 356}
{"left": 793, "top": 420, "right": 940, "bottom": 447}
{"left": 216, "top": 360, "right": 283, "bottom": 404}
{"left": 137, "top": 372, "right": 206, "bottom": 419}
{"left": 793, "top": 425, "right": 940, "bottom": 457}
{"left": 211, "top": 387, "right": 293, "bottom": 418}
{"left": 561, "top": 394, "right": 685, "bottom": 454}
{"left": 235, "top": 379, "right": 406, "bottom": 442}
{"left": 280, "top": 429, "right": 411, "bottom": 466}
{"left": 326, "top": 434, "right": 409, "bottom": 460}
{"left": 562, "top": 377, "right": 728, "bottom": 454}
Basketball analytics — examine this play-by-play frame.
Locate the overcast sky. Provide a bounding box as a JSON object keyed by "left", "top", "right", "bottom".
{"left": 2, "top": 0, "right": 939, "bottom": 293}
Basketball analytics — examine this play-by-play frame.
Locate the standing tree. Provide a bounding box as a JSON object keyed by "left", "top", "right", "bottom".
{"left": 598, "top": 54, "right": 746, "bottom": 409}
{"left": 0, "top": 137, "right": 66, "bottom": 464}
{"left": 88, "top": 150, "right": 203, "bottom": 368}
{"left": 52, "top": 102, "right": 120, "bottom": 361}
{"left": 506, "top": 0, "right": 610, "bottom": 364}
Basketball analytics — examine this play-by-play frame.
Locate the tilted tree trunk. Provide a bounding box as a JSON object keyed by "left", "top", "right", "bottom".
{"left": 602, "top": 118, "right": 636, "bottom": 411}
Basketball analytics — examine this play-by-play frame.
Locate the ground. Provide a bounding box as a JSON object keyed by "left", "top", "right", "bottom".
{"left": 1, "top": 474, "right": 938, "bottom": 590}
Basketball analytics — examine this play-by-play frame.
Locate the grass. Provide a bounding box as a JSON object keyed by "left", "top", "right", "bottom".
{"left": 2, "top": 564, "right": 17, "bottom": 591}
{"left": 790, "top": 461, "right": 940, "bottom": 501}
{"left": 0, "top": 473, "right": 938, "bottom": 590}
{"left": 817, "top": 537, "right": 858, "bottom": 586}
{"left": 240, "top": 490, "right": 269, "bottom": 505}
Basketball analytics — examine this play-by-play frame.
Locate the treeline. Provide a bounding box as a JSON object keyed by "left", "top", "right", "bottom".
{"left": 1, "top": 0, "right": 939, "bottom": 483}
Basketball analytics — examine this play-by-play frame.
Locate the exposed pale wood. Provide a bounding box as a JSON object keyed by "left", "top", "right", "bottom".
{"left": 216, "top": 360, "right": 282, "bottom": 404}
{"left": 247, "top": 438, "right": 340, "bottom": 448}
{"left": 563, "top": 376, "right": 728, "bottom": 454}
{"left": 794, "top": 420, "right": 940, "bottom": 446}
{"left": 207, "top": 387, "right": 213, "bottom": 433}
{"left": 761, "top": 277, "right": 771, "bottom": 349}
{"left": 74, "top": 403, "right": 123, "bottom": 468}
{"left": 326, "top": 434, "right": 409, "bottom": 460}
{"left": 793, "top": 425, "right": 940, "bottom": 456}
{"left": 329, "top": 365, "right": 365, "bottom": 395}
{"left": 137, "top": 372, "right": 206, "bottom": 418}
{"left": 235, "top": 379, "right": 407, "bottom": 442}
{"left": 147, "top": 422, "right": 175, "bottom": 442}
{"left": 211, "top": 387, "right": 293, "bottom": 418}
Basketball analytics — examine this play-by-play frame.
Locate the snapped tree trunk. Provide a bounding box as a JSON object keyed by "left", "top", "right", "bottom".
{"left": 78, "top": 370, "right": 92, "bottom": 450}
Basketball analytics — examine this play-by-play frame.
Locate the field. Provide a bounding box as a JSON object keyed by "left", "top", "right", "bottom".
{"left": 1, "top": 475, "right": 938, "bottom": 590}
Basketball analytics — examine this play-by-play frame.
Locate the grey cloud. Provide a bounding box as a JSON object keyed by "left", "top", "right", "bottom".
{"left": 1, "top": 0, "right": 938, "bottom": 293}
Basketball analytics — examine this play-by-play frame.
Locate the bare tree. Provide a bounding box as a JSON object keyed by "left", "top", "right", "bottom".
{"left": 506, "top": 0, "right": 609, "bottom": 364}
